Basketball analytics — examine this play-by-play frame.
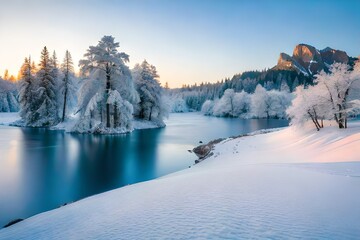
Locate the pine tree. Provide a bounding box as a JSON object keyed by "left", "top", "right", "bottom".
{"left": 18, "top": 57, "right": 36, "bottom": 123}
{"left": 133, "top": 60, "right": 167, "bottom": 123}
{"left": 60, "top": 50, "right": 75, "bottom": 122}
{"left": 34, "top": 46, "right": 59, "bottom": 126}
{"left": 76, "top": 35, "right": 137, "bottom": 133}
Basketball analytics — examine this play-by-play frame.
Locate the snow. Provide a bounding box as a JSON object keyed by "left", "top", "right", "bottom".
{"left": 0, "top": 122, "right": 360, "bottom": 239}
{"left": 293, "top": 63, "right": 309, "bottom": 76}
{"left": 202, "top": 86, "right": 292, "bottom": 119}
{"left": 0, "top": 112, "right": 20, "bottom": 125}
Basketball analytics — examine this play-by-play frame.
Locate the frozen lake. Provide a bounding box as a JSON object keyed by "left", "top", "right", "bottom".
{"left": 0, "top": 113, "right": 288, "bottom": 227}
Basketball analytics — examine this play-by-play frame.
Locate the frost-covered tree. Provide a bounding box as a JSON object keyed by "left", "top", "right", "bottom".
{"left": 287, "top": 86, "right": 330, "bottom": 130}
{"left": 132, "top": 60, "right": 168, "bottom": 125}
{"left": 165, "top": 93, "right": 189, "bottom": 113}
{"left": 50, "top": 51, "right": 59, "bottom": 82}
{"left": 0, "top": 77, "right": 18, "bottom": 112}
{"left": 60, "top": 50, "right": 77, "bottom": 122}
{"left": 201, "top": 100, "right": 215, "bottom": 116}
{"left": 213, "top": 89, "right": 236, "bottom": 117}
{"left": 76, "top": 35, "right": 138, "bottom": 133}
{"left": 266, "top": 90, "right": 293, "bottom": 119}
{"left": 315, "top": 62, "right": 360, "bottom": 128}
{"left": 201, "top": 86, "right": 291, "bottom": 119}
{"left": 251, "top": 85, "right": 271, "bottom": 118}
{"left": 287, "top": 62, "right": 360, "bottom": 130}
{"left": 32, "top": 46, "right": 59, "bottom": 126}
{"left": 107, "top": 89, "right": 133, "bottom": 129}
{"left": 18, "top": 57, "right": 36, "bottom": 121}
{"left": 233, "top": 91, "right": 251, "bottom": 118}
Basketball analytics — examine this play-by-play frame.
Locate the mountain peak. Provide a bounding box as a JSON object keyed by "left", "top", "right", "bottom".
{"left": 275, "top": 44, "right": 351, "bottom": 75}
{"left": 321, "top": 47, "right": 334, "bottom": 52}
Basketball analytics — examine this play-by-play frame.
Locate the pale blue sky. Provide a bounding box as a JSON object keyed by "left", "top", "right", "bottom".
{"left": 0, "top": 0, "right": 359, "bottom": 87}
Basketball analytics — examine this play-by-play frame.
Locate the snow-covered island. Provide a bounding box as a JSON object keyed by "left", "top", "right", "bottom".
{"left": 0, "top": 36, "right": 169, "bottom": 134}
{"left": 0, "top": 121, "right": 359, "bottom": 239}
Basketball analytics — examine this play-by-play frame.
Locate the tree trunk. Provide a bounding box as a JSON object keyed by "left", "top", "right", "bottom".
{"left": 312, "top": 108, "right": 321, "bottom": 129}
{"left": 338, "top": 105, "right": 345, "bottom": 129}
{"left": 308, "top": 111, "right": 320, "bottom": 131}
{"left": 62, "top": 84, "right": 68, "bottom": 122}
{"left": 114, "top": 103, "right": 118, "bottom": 128}
{"left": 149, "top": 106, "right": 152, "bottom": 121}
{"left": 106, "top": 66, "right": 111, "bottom": 128}
{"left": 345, "top": 116, "right": 348, "bottom": 128}
{"left": 140, "top": 108, "right": 144, "bottom": 119}
{"left": 90, "top": 111, "right": 93, "bottom": 129}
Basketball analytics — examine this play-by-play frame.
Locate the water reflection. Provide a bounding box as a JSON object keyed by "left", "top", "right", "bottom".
{"left": 0, "top": 113, "right": 288, "bottom": 226}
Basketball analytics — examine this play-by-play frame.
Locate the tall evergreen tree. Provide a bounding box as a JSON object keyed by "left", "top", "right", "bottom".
{"left": 60, "top": 50, "right": 75, "bottom": 122}
{"left": 76, "top": 35, "right": 137, "bottom": 133}
{"left": 18, "top": 56, "right": 36, "bottom": 123}
{"left": 34, "top": 46, "right": 59, "bottom": 126}
{"left": 133, "top": 60, "right": 168, "bottom": 124}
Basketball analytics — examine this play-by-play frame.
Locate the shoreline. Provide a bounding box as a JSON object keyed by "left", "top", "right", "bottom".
{"left": 1, "top": 125, "right": 286, "bottom": 230}
{"left": 0, "top": 112, "right": 166, "bottom": 134}
{"left": 1, "top": 117, "right": 359, "bottom": 238}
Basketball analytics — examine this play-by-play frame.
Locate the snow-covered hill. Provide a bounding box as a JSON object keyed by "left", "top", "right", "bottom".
{"left": 1, "top": 123, "right": 360, "bottom": 239}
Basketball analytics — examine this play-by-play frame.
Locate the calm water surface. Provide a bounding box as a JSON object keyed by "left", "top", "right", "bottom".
{"left": 0, "top": 113, "right": 288, "bottom": 226}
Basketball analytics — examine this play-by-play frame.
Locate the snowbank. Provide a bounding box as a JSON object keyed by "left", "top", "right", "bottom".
{"left": 1, "top": 123, "right": 360, "bottom": 239}
{"left": 0, "top": 112, "right": 20, "bottom": 125}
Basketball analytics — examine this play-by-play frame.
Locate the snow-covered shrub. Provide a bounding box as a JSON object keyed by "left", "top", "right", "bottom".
{"left": 201, "top": 100, "right": 214, "bottom": 115}
{"left": 166, "top": 92, "right": 189, "bottom": 113}
{"left": 233, "top": 91, "right": 251, "bottom": 118}
{"left": 213, "top": 89, "right": 236, "bottom": 117}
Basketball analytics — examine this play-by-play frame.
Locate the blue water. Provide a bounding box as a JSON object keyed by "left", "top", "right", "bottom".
{"left": 0, "top": 113, "right": 288, "bottom": 227}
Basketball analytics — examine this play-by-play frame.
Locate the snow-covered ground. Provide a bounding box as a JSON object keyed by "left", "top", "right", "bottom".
{"left": 1, "top": 122, "right": 360, "bottom": 239}
{"left": 0, "top": 112, "right": 19, "bottom": 125}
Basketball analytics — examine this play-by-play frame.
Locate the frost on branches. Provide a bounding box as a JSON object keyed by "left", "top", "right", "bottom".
{"left": 287, "top": 62, "right": 360, "bottom": 130}
{"left": 60, "top": 50, "right": 77, "bottom": 122}
{"left": 17, "top": 47, "right": 77, "bottom": 127}
{"left": 18, "top": 57, "right": 36, "bottom": 122}
{"left": 201, "top": 86, "right": 292, "bottom": 119}
{"left": 132, "top": 60, "right": 168, "bottom": 126}
{"left": 73, "top": 36, "right": 138, "bottom": 134}
{"left": 0, "top": 77, "right": 18, "bottom": 112}
{"left": 17, "top": 47, "right": 60, "bottom": 126}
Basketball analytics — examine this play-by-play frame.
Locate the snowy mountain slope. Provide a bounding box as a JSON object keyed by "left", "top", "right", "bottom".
{"left": 1, "top": 123, "right": 360, "bottom": 239}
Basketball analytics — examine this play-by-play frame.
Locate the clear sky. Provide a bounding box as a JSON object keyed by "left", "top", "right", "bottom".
{"left": 0, "top": 0, "right": 359, "bottom": 88}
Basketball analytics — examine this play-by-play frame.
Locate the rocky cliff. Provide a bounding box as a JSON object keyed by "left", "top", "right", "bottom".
{"left": 274, "top": 44, "right": 354, "bottom": 75}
